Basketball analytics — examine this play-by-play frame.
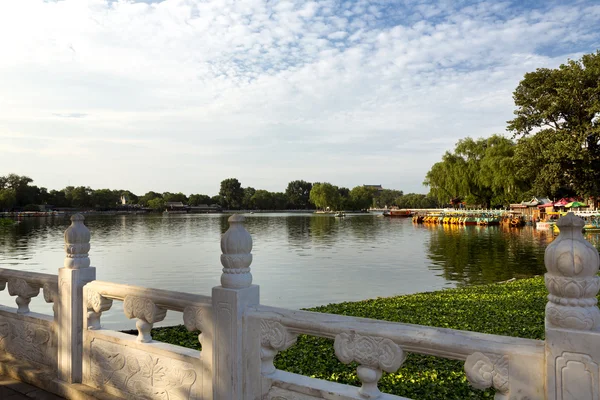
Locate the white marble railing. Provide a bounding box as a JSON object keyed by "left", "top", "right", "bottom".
{"left": 0, "top": 268, "right": 58, "bottom": 314}
{"left": 0, "top": 212, "right": 598, "bottom": 400}
{"left": 251, "top": 305, "right": 544, "bottom": 399}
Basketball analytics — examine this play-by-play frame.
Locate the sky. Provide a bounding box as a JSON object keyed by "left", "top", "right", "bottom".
{"left": 0, "top": 0, "right": 599, "bottom": 196}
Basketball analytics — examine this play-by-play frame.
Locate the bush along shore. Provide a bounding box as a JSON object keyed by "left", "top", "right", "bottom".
{"left": 147, "top": 277, "right": 552, "bottom": 399}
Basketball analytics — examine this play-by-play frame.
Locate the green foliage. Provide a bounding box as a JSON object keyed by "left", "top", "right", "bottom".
{"left": 90, "top": 189, "right": 120, "bottom": 209}
{"left": 424, "top": 135, "right": 526, "bottom": 207}
{"left": 188, "top": 194, "right": 212, "bottom": 206}
{"left": 139, "top": 191, "right": 163, "bottom": 206}
{"left": 0, "top": 218, "right": 15, "bottom": 227}
{"left": 163, "top": 192, "right": 188, "bottom": 204}
{"left": 349, "top": 186, "right": 377, "bottom": 210}
{"left": 309, "top": 183, "right": 341, "bottom": 210}
{"left": 242, "top": 187, "right": 256, "bottom": 209}
{"left": 251, "top": 190, "right": 274, "bottom": 209}
{"left": 508, "top": 51, "right": 600, "bottom": 198}
{"left": 395, "top": 193, "right": 439, "bottom": 209}
{"left": 147, "top": 197, "right": 166, "bottom": 210}
{"left": 152, "top": 278, "right": 550, "bottom": 399}
{"left": 219, "top": 178, "right": 244, "bottom": 209}
{"left": 0, "top": 189, "right": 16, "bottom": 210}
{"left": 372, "top": 189, "right": 403, "bottom": 208}
{"left": 286, "top": 180, "right": 313, "bottom": 209}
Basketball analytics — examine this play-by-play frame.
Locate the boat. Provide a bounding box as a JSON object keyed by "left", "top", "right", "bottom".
{"left": 334, "top": 212, "right": 345, "bottom": 218}
{"left": 384, "top": 209, "right": 412, "bottom": 218}
{"left": 535, "top": 221, "right": 555, "bottom": 230}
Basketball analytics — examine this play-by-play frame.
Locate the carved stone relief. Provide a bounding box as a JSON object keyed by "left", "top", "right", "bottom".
{"left": 334, "top": 331, "right": 405, "bottom": 399}
{"left": 7, "top": 278, "right": 40, "bottom": 314}
{"left": 123, "top": 296, "right": 167, "bottom": 342}
{"left": 183, "top": 306, "right": 205, "bottom": 348}
{"left": 260, "top": 320, "right": 298, "bottom": 375}
{"left": 88, "top": 339, "right": 197, "bottom": 400}
{"left": 0, "top": 316, "right": 55, "bottom": 367}
{"left": 86, "top": 289, "right": 113, "bottom": 330}
{"left": 464, "top": 352, "right": 509, "bottom": 397}
{"left": 544, "top": 213, "right": 600, "bottom": 330}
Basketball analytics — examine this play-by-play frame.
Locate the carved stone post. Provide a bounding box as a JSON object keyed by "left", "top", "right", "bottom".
{"left": 57, "top": 214, "right": 96, "bottom": 384}
{"left": 212, "top": 215, "right": 261, "bottom": 399}
{"left": 545, "top": 212, "right": 600, "bottom": 400}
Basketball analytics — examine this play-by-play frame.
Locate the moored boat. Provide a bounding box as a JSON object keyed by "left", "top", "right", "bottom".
{"left": 385, "top": 209, "right": 412, "bottom": 218}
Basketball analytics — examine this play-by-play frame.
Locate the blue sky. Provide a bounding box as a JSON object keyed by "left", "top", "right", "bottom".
{"left": 0, "top": 0, "right": 598, "bottom": 196}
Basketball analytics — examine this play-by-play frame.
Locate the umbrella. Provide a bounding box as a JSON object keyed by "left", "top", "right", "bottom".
{"left": 565, "top": 201, "right": 587, "bottom": 208}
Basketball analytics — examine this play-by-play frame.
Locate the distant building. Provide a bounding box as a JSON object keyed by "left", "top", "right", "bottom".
{"left": 120, "top": 195, "right": 128, "bottom": 205}
{"left": 166, "top": 202, "right": 186, "bottom": 209}
{"left": 363, "top": 185, "right": 383, "bottom": 191}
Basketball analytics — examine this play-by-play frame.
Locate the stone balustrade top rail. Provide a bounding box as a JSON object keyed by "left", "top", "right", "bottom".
{"left": 84, "top": 280, "right": 211, "bottom": 312}
{"left": 250, "top": 305, "right": 544, "bottom": 360}
{"left": 0, "top": 268, "right": 58, "bottom": 287}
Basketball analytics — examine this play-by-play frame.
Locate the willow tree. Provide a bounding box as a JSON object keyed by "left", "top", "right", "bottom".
{"left": 508, "top": 51, "right": 600, "bottom": 198}
{"left": 424, "top": 135, "right": 525, "bottom": 207}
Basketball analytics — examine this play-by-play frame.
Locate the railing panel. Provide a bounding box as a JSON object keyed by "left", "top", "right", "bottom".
{"left": 0, "top": 306, "right": 56, "bottom": 369}
{"left": 83, "top": 281, "right": 213, "bottom": 399}
{"left": 250, "top": 305, "right": 545, "bottom": 399}
{"left": 83, "top": 329, "right": 204, "bottom": 400}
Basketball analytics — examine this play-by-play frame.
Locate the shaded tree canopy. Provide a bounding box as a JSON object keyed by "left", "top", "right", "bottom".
{"left": 219, "top": 178, "right": 244, "bottom": 209}
{"left": 285, "top": 180, "right": 313, "bottom": 209}
{"left": 508, "top": 50, "right": 600, "bottom": 198}
{"left": 424, "top": 135, "right": 526, "bottom": 208}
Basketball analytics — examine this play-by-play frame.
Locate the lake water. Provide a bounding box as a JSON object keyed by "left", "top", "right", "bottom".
{"left": 1, "top": 213, "right": 595, "bottom": 329}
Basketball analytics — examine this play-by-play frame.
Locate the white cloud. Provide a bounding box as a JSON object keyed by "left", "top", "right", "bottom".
{"left": 0, "top": 0, "right": 598, "bottom": 195}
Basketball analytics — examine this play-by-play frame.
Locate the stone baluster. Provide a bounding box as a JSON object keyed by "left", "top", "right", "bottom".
{"left": 57, "top": 214, "right": 96, "bottom": 384}
{"left": 183, "top": 305, "right": 213, "bottom": 400}
{"left": 260, "top": 320, "right": 297, "bottom": 375}
{"left": 85, "top": 288, "right": 113, "bottom": 330}
{"left": 123, "top": 295, "right": 167, "bottom": 342}
{"left": 43, "top": 282, "right": 59, "bottom": 316}
{"left": 7, "top": 278, "right": 40, "bottom": 314}
{"left": 544, "top": 212, "right": 600, "bottom": 400}
{"left": 212, "top": 214, "right": 261, "bottom": 399}
{"left": 334, "top": 331, "right": 406, "bottom": 399}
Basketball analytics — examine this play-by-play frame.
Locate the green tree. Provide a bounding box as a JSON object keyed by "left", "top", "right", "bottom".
{"left": 251, "top": 190, "right": 273, "bottom": 209}
{"left": 0, "top": 189, "right": 16, "bottom": 210}
{"left": 373, "top": 189, "right": 403, "bottom": 208}
{"left": 147, "top": 197, "right": 166, "bottom": 210}
{"left": 508, "top": 51, "right": 600, "bottom": 197}
{"left": 219, "top": 178, "right": 244, "bottom": 209}
{"left": 48, "top": 190, "right": 69, "bottom": 207}
{"left": 188, "top": 194, "right": 212, "bottom": 206}
{"left": 139, "top": 191, "right": 162, "bottom": 206}
{"left": 395, "top": 193, "right": 439, "bottom": 209}
{"left": 91, "top": 189, "right": 119, "bottom": 209}
{"left": 285, "top": 180, "right": 313, "bottom": 209}
{"left": 349, "top": 186, "right": 377, "bottom": 210}
{"left": 65, "top": 186, "right": 93, "bottom": 208}
{"left": 242, "top": 187, "right": 256, "bottom": 209}
{"left": 309, "top": 183, "right": 340, "bottom": 210}
{"left": 119, "top": 190, "right": 139, "bottom": 204}
{"left": 163, "top": 192, "right": 188, "bottom": 204}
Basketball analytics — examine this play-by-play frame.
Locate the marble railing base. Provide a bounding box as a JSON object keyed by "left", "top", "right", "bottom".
{"left": 0, "top": 354, "right": 123, "bottom": 400}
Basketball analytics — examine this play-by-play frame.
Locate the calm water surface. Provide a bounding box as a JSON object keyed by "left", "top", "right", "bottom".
{"left": 1, "top": 213, "right": 596, "bottom": 329}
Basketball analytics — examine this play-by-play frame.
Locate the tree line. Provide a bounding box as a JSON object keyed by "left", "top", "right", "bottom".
{"left": 425, "top": 51, "right": 600, "bottom": 208}
{"left": 0, "top": 174, "right": 439, "bottom": 212}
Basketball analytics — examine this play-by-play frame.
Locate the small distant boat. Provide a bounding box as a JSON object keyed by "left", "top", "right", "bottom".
{"left": 535, "top": 221, "right": 555, "bottom": 230}
{"left": 384, "top": 210, "right": 412, "bottom": 218}
{"left": 334, "top": 212, "right": 345, "bottom": 218}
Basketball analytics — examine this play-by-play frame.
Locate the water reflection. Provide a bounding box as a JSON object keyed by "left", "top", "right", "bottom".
{"left": 1, "top": 214, "right": 597, "bottom": 329}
